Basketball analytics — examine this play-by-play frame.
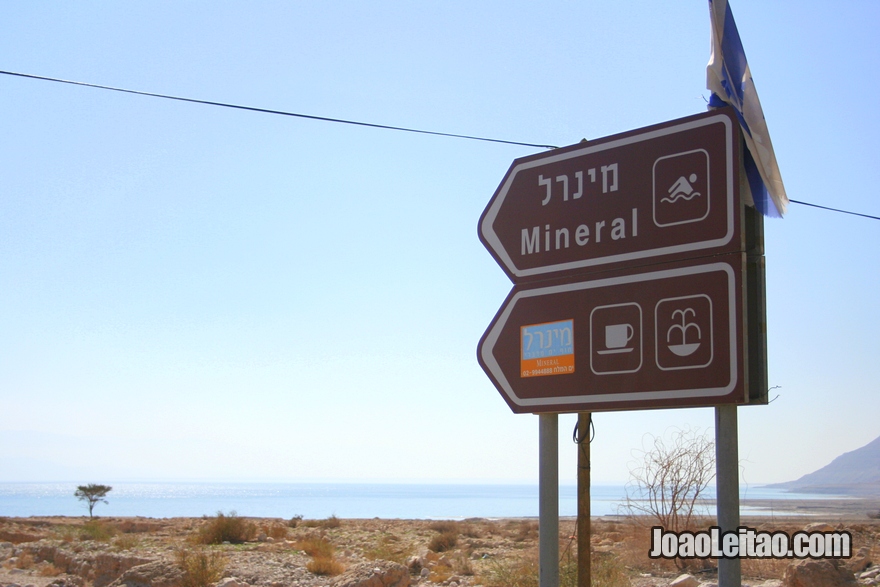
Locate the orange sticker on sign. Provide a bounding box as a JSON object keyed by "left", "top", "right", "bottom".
{"left": 521, "top": 319, "right": 575, "bottom": 378}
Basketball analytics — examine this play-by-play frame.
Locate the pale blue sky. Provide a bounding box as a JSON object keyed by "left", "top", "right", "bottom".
{"left": 1, "top": 1, "right": 878, "bottom": 487}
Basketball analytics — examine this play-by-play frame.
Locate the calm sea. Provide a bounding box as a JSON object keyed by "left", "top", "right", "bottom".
{"left": 0, "top": 482, "right": 837, "bottom": 520}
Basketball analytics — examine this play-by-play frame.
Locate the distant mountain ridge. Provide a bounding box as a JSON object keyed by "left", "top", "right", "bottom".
{"left": 768, "top": 435, "right": 880, "bottom": 495}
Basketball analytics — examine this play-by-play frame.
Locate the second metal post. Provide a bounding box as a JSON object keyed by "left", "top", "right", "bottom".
{"left": 539, "top": 413, "right": 559, "bottom": 587}
{"left": 716, "top": 405, "right": 741, "bottom": 587}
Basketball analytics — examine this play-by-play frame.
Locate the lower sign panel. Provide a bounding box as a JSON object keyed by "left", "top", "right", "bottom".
{"left": 478, "top": 257, "right": 746, "bottom": 413}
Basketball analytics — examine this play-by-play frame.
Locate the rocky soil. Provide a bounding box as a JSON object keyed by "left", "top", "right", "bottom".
{"left": 1, "top": 515, "right": 880, "bottom": 587}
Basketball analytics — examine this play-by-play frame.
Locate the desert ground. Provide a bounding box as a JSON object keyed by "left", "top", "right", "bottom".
{"left": 2, "top": 502, "right": 880, "bottom": 587}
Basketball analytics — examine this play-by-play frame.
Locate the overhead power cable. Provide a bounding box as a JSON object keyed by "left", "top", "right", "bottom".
{"left": 2, "top": 69, "right": 879, "bottom": 222}
{"left": 789, "top": 199, "right": 879, "bottom": 221}
{"left": 0, "top": 70, "right": 558, "bottom": 150}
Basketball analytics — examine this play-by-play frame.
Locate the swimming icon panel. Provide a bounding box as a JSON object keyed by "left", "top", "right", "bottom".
{"left": 653, "top": 149, "right": 710, "bottom": 227}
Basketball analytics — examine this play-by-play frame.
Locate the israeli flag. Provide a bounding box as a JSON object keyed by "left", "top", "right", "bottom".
{"left": 707, "top": 0, "right": 788, "bottom": 217}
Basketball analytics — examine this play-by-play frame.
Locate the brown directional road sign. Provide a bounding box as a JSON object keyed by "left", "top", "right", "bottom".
{"left": 477, "top": 255, "right": 748, "bottom": 413}
{"left": 479, "top": 108, "right": 742, "bottom": 283}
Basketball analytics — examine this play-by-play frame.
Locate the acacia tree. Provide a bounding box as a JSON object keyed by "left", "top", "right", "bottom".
{"left": 74, "top": 484, "right": 112, "bottom": 518}
{"left": 623, "top": 427, "right": 716, "bottom": 533}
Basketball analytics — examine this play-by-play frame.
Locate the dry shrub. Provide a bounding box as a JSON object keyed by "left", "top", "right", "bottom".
{"left": 428, "top": 520, "right": 459, "bottom": 534}
{"left": 287, "top": 515, "right": 303, "bottom": 528}
{"left": 194, "top": 512, "right": 256, "bottom": 545}
{"left": 581, "top": 552, "right": 630, "bottom": 587}
{"left": 0, "top": 531, "right": 42, "bottom": 544}
{"left": 365, "top": 534, "right": 413, "bottom": 564}
{"left": 37, "top": 563, "right": 62, "bottom": 577}
{"left": 613, "top": 519, "right": 678, "bottom": 576}
{"left": 54, "top": 525, "right": 78, "bottom": 543}
{"left": 14, "top": 552, "right": 35, "bottom": 570}
{"left": 306, "top": 556, "right": 344, "bottom": 576}
{"left": 428, "top": 530, "right": 458, "bottom": 553}
{"left": 451, "top": 551, "right": 475, "bottom": 576}
{"left": 322, "top": 515, "right": 341, "bottom": 529}
{"left": 480, "top": 549, "right": 629, "bottom": 587}
{"left": 262, "top": 523, "right": 288, "bottom": 540}
{"left": 112, "top": 533, "right": 141, "bottom": 551}
{"left": 296, "top": 537, "right": 335, "bottom": 559}
{"left": 479, "top": 551, "right": 538, "bottom": 587}
{"left": 508, "top": 520, "right": 539, "bottom": 543}
{"left": 459, "top": 523, "right": 482, "bottom": 538}
{"left": 115, "top": 520, "right": 161, "bottom": 534}
{"left": 741, "top": 554, "right": 790, "bottom": 580}
{"left": 623, "top": 427, "right": 715, "bottom": 533}
{"left": 298, "top": 534, "right": 343, "bottom": 577}
{"left": 430, "top": 561, "right": 455, "bottom": 584}
{"left": 80, "top": 520, "right": 117, "bottom": 542}
{"left": 176, "top": 548, "right": 227, "bottom": 587}
{"left": 302, "top": 515, "right": 341, "bottom": 529}
{"left": 429, "top": 519, "right": 482, "bottom": 538}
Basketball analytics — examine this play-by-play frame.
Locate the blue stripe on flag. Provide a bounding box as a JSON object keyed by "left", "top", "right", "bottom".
{"left": 719, "top": 2, "right": 748, "bottom": 111}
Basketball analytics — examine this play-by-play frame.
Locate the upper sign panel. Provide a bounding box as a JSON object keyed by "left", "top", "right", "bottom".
{"left": 479, "top": 108, "right": 741, "bottom": 282}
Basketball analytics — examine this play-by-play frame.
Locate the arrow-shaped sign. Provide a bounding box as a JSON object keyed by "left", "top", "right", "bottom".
{"left": 477, "top": 257, "right": 746, "bottom": 413}
{"left": 479, "top": 108, "right": 742, "bottom": 283}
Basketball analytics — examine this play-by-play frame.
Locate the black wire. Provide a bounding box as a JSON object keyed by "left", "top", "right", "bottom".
{"left": 572, "top": 415, "right": 594, "bottom": 444}
{"left": 789, "top": 199, "right": 880, "bottom": 221}
{"left": 4, "top": 69, "right": 880, "bottom": 221}
{"left": 0, "top": 70, "right": 559, "bottom": 150}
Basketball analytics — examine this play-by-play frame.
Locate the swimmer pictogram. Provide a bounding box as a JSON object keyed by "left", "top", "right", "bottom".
{"left": 664, "top": 174, "right": 702, "bottom": 204}
{"left": 653, "top": 149, "right": 711, "bottom": 227}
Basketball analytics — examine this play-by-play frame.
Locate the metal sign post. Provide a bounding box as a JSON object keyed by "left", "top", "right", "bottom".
{"left": 539, "top": 414, "right": 559, "bottom": 587}
{"left": 716, "top": 404, "right": 741, "bottom": 586}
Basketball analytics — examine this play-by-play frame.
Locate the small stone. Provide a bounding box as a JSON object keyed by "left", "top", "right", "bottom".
{"left": 849, "top": 546, "right": 872, "bottom": 574}
{"left": 668, "top": 574, "right": 700, "bottom": 587}
{"left": 782, "top": 558, "right": 858, "bottom": 586}
{"left": 332, "top": 561, "right": 409, "bottom": 587}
